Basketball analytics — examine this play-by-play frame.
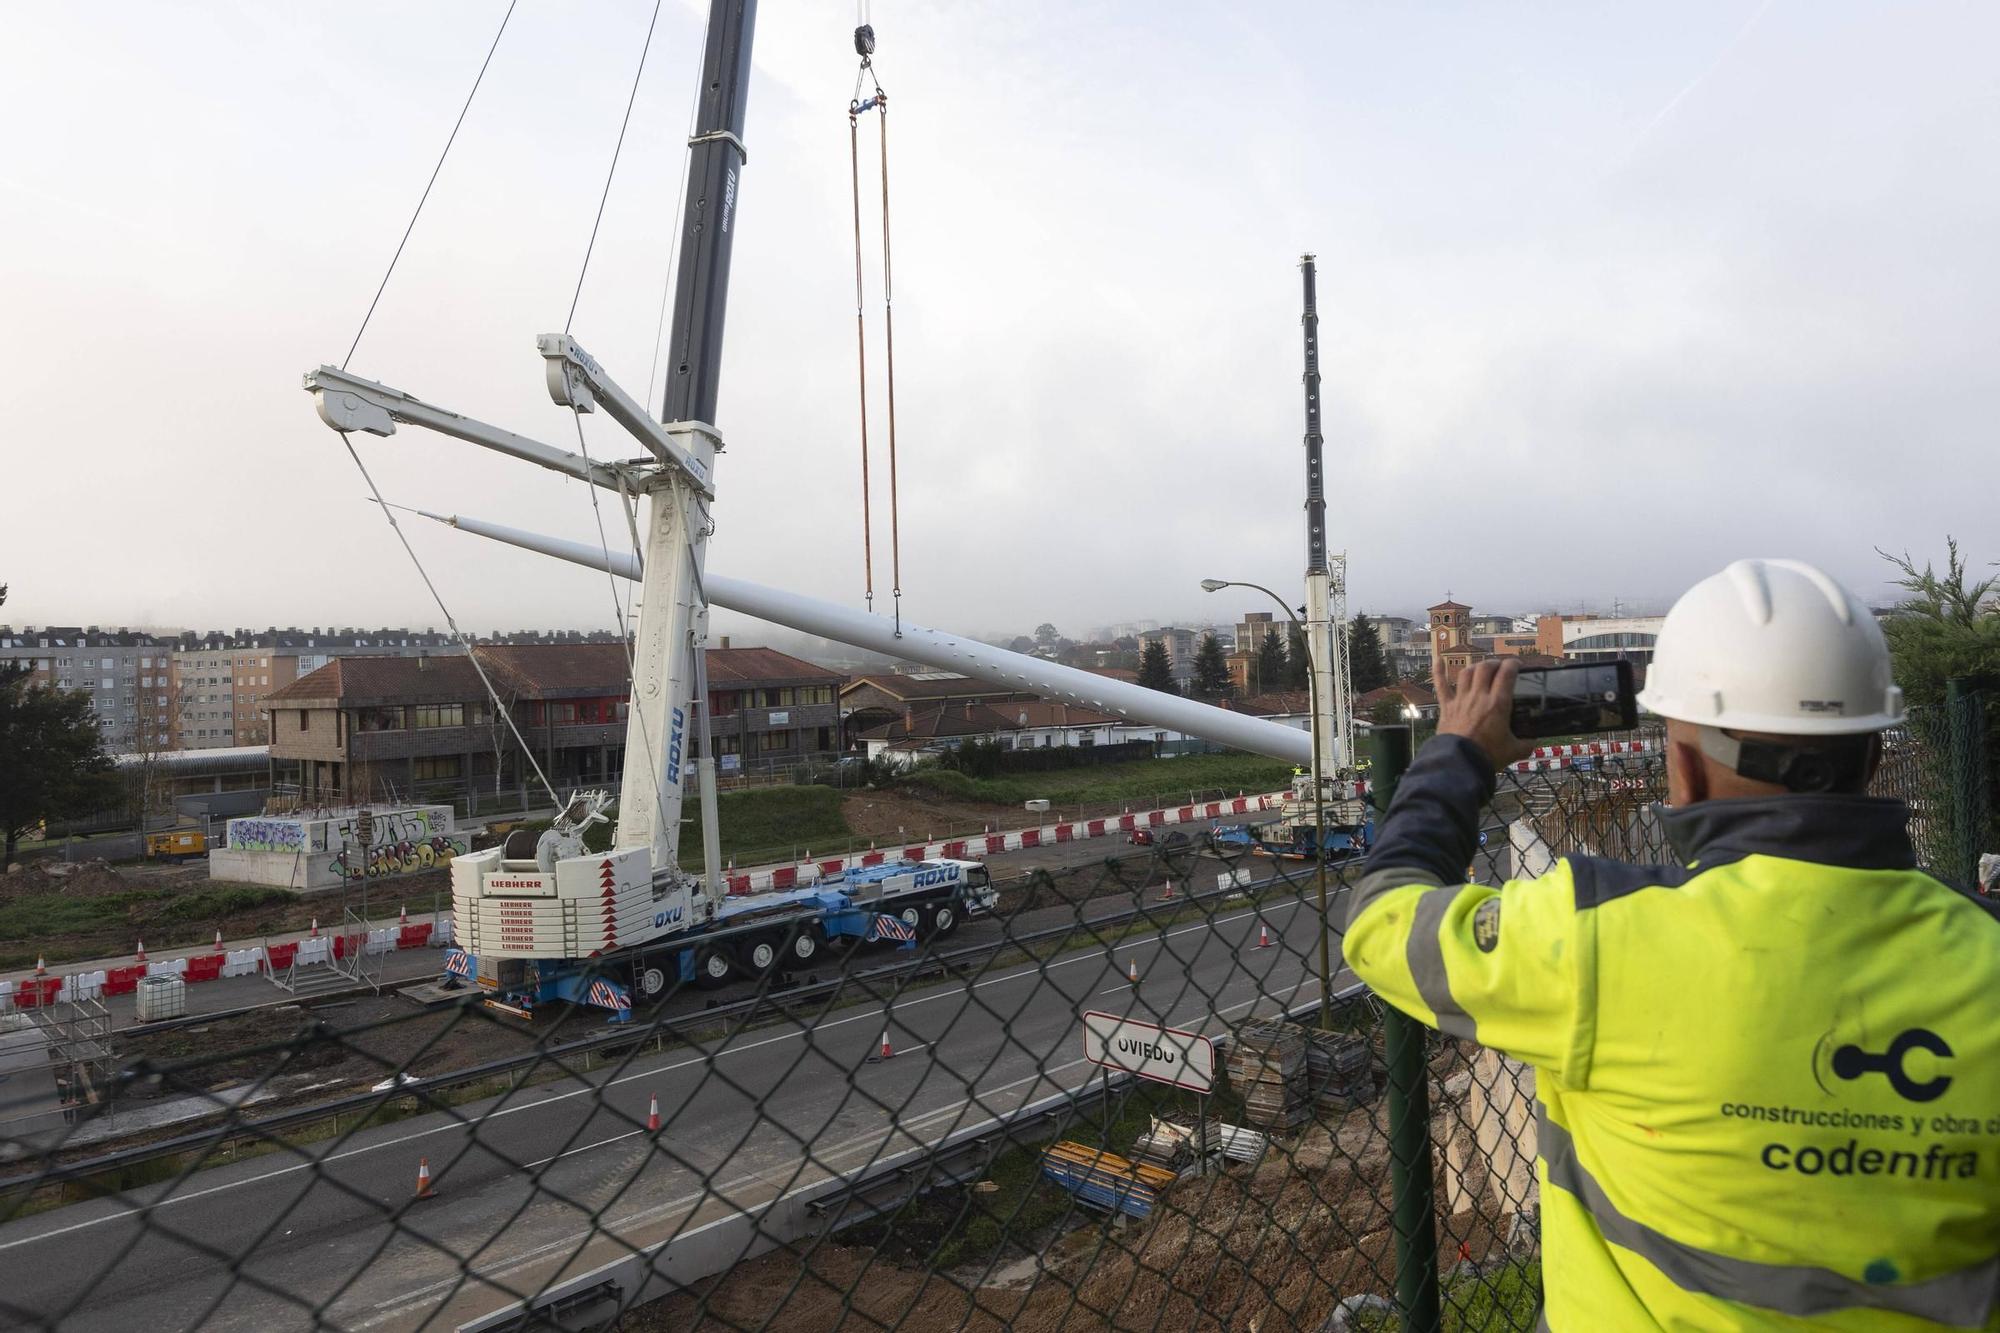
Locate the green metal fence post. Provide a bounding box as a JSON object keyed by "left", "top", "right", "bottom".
{"left": 1367, "top": 724, "right": 1441, "bottom": 1333}
{"left": 1946, "top": 679, "right": 1989, "bottom": 889}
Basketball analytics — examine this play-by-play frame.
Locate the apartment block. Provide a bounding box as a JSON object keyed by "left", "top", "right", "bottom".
{"left": 0, "top": 626, "right": 170, "bottom": 753}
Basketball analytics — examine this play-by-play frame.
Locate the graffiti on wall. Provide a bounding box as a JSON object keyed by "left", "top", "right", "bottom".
{"left": 324, "top": 806, "right": 466, "bottom": 882}
{"left": 226, "top": 818, "right": 307, "bottom": 853}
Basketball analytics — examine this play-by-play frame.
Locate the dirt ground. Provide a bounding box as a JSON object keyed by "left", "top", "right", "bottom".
{"left": 630, "top": 1104, "right": 1447, "bottom": 1333}
{"left": 841, "top": 790, "right": 1022, "bottom": 844}
{"left": 630, "top": 1051, "right": 1534, "bottom": 1333}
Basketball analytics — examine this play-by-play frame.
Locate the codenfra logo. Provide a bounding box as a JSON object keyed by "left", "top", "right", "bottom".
{"left": 1826, "top": 1029, "right": 1954, "bottom": 1104}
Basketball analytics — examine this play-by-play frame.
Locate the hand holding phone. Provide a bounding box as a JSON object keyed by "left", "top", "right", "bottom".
{"left": 1437, "top": 660, "right": 1536, "bottom": 769}
{"left": 1508, "top": 661, "right": 1638, "bottom": 740}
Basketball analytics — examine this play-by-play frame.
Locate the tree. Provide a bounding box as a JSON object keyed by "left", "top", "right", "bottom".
{"left": 1878, "top": 540, "right": 2000, "bottom": 848}
{"left": 1286, "top": 625, "right": 1311, "bottom": 690}
{"left": 1349, "top": 614, "right": 1391, "bottom": 695}
{"left": 1404, "top": 657, "right": 1434, "bottom": 688}
{"left": 1191, "top": 633, "right": 1233, "bottom": 701}
{"left": 1034, "top": 623, "right": 1061, "bottom": 649}
{"left": 1137, "top": 640, "right": 1177, "bottom": 694}
{"left": 1879, "top": 540, "right": 2000, "bottom": 703}
{"left": 1, "top": 665, "right": 121, "bottom": 865}
{"left": 1253, "top": 632, "right": 1288, "bottom": 697}
{"left": 1369, "top": 696, "right": 1412, "bottom": 726}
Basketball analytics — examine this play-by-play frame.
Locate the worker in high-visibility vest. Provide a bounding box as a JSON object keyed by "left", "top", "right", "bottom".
{"left": 1344, "top": 559, "right": 2000, "bottom": 1330}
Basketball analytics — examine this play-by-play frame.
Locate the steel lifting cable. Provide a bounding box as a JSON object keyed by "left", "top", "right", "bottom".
{"left": 848, "top": 97, "right": 876, "bottom": 615}
{"left": 331, "top": 0, "right": 563, "bottom": 811}
{"left": 848, "top": 18, "right": 905, "bottom": 634}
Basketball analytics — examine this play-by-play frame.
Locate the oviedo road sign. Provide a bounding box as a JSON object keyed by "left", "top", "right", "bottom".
{"left": 1082, "top": 1010, "right": 1216, "bottom": 1093}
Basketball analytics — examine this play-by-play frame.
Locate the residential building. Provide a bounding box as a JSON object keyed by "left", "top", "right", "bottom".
{"left": 840, "top": 672, "right": 1038, "bottom": 745}
{"left": 701, "top": 644, "right": 845, "bottom": 773}
{"left": 1355, "top": 682, "right": 1440, "bottom": 723}
{"left": 265, "top": 642, "right": 841, "bottom": 803}
{"left": 0, "top": 626, "right": 168, "bottom": 753}
{"left": 1234, "top": 612, "right": 1283, "bottom": 656}
{"left": 1222, "top": 690, "right": 1313, "bottom": 737}
{"left": 1138, "top": 627, "right": 1199, "bottom": 689}
{"left": 857, "top": 699, "right": 1192, "bottom": 767}
{"left": 172, "top": 628, "right": 465, "bottom": 750}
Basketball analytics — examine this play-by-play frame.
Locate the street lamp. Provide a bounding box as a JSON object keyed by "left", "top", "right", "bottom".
{"left": 1200, "top": 577, "right": 1334, "bottom": 1030}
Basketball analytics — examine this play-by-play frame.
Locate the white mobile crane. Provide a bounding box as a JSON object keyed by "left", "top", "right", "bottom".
{"left": 300, "top": 0, "right": 1330, "bottom": 1019}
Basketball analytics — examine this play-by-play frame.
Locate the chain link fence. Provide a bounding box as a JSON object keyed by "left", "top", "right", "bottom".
{"left": 0, "top": 710, "right": 1986, "bottom": 1332}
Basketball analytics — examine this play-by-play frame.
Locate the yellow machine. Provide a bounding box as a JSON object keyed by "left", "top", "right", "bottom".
{"left": 144, "top": 828, "right": 208, "bottom": 861}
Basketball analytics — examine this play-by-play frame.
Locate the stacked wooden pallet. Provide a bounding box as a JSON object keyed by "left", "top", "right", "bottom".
{"left": 1039, "top": 1141, "right": 1181, "bottom": 1219}
{"left": 1224, "top": 1021, "right": 1310, "bottom": 1130}
{"left": 1303, "top": 1028, "right": 1375, "bottom": 1111}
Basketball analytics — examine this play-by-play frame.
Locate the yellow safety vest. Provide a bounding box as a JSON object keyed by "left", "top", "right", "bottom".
{"left": 1344, "top": 735, "right": 2000, "bottom": 1331}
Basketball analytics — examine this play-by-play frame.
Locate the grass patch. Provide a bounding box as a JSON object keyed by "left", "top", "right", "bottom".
{"left": 519, "top": 785, "right": 856, "bottom": 871}
{"left": 0, "top": 884, "right": 298, "bottom": 969}
{"left": 895, "top": 753, "right": 1294, "bottom": 809}
{"left": 1352, "top": 1260, "right": 1543, "bottom": 1330}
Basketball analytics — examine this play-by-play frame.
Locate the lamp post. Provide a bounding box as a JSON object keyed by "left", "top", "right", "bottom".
{"left": 1201, "top": 577, "right": 1334, "bottom": 1030}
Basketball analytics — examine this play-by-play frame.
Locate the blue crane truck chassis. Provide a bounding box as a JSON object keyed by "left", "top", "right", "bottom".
{"left": 441, "top": 856, "right": 996, "bottom": 1021}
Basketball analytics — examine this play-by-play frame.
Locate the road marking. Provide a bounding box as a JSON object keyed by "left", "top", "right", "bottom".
{"left": 361, "top": 986, "right": 1309, "bottom": 1324}
{"left": 0, "top": 892, "right": 1330, "bottom": 1253}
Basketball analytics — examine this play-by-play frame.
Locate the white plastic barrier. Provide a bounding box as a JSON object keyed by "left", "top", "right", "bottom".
{"left": 0, "top": 980, "right": 11, "bottom": 1013}
{"left": 434, "top": 917, "right": 454, "bottom": 946}
{"left": 297, "top": 938, "right": 332, "bottom": 966}
{"left": 222, "top": 948, "right": 263, "bottom": 978}
{"left": 365, "top": 928, "right": 394, "bottom": 956}
{"left": 60, "top": 970, "right": 107, "bottom": 1002}
{"left": 146, "top": 958, "right": 187, "bottom": 979}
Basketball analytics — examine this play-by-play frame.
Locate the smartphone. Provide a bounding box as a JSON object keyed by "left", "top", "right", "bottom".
{"left": 1509, "top": 661, "right": 1637, "bottom": 739}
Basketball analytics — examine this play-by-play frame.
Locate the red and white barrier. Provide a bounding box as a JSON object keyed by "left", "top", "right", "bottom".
{"left": 1508, "top": 739, "right": 1655, "bottom": 773}
{"left": 0, "top": 912, "right": 456, "bottom": 1014}
{"left": 721, "top": 791, "right": 1293, "bottom": 896}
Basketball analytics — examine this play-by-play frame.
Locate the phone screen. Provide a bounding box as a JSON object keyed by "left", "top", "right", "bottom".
{"left": 1509, "top": 661, "right": 1637, "bottom": 739}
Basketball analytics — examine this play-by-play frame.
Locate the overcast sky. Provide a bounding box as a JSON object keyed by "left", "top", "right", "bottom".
{"left": 3, "top": 1, "right": 1994, "bottom": 644}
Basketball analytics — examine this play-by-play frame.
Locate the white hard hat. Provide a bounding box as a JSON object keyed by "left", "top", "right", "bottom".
{"left": 1637, "top": 558, "right": 1904, "bottom": 735}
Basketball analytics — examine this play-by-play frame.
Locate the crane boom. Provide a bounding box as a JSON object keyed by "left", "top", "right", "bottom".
{"left": 408, "top": 510, "right": 1317, "bottom": 766}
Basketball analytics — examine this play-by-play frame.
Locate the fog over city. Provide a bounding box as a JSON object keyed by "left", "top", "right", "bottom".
{"left": 4, "top": 1, "right": 1995, "bottom": 642}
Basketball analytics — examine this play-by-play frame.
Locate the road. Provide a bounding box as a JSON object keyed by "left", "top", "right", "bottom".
{"left": 0, "top": 878, "right": 1353, "bottom": 1332}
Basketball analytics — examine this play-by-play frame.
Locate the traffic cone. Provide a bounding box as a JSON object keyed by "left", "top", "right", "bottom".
{"left": 34, "top": 955, "right": 46, "bottom": 977}
{"left": 414, "top": 1157, "right": 436, "bottom": 1200}
{"left": 214, "top": 929, "right": 223, "bottom": 950}
{"left": 1128, "top": 958, "right": 1141, "bottom": 984}
{"left": 399, "top": 903, "right": 409, "bottom": 925}
{"left": 1159, "top": 878, "right": 1175, "bottom": 901}
{"left": 310, "top": 917, "right": 320, "bottom": 938}
{"left": 135, "top": 939, "right": 147, "bottom": 964}
{"left": 867, "top": 1029, "right": 893, "bottom": 1063}
{"left": 647, "top": 1092, "right": 661, "bottom": 1133}
{"left": 1256, "top": 924, "right": 1273, "bottom": 950}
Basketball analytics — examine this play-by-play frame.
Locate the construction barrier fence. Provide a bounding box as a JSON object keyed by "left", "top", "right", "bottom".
{"left": 0, "top": 704, "right": 1988, "bottom": 1332}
